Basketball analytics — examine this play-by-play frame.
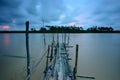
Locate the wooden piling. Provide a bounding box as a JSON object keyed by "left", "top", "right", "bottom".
{"left": 74, "top": 44, "right": 79, "bottom": 80}
{"left": 57, "top": 33, "right": 59, "bottom": 44}
{"left": 64, "top": 33, "right": 66, "bottom": 44}
{"left": 50, "top": 43, "right": 53, "bottom": 62}
{"left": 25, "top": 21, "right": 30, "bottom": 80}
{"left": 67, "top": 34, "right": 70, "bottom": 45}
{"left": 46, "top": 45, "right": 50, "bottom": 69}
{"left": 44, "top": 45, "right": 50, "bottom": 77}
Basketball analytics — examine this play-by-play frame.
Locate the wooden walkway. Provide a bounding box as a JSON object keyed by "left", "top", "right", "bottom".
{"left": 44, "top": 43, "right": 74, "bottom": 80}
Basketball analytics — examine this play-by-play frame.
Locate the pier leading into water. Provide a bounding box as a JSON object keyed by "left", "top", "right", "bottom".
{"left": 24, "top": 21, "right": 95, "bottom": 80}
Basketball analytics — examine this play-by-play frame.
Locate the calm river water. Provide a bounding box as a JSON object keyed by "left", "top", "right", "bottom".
{"left": 0, "top": 33, "right": 120, "bottom": 80}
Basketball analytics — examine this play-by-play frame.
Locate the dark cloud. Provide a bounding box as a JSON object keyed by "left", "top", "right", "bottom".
{"left": 0, "top": 0, "right": 26, "bottom": 26}
{"left": 90, "top": 0, "right": 120, "bottom": 29}
{"left": 63, "top": 0, "right": 120, "bottom": 29}
{"left": 0, "top": 0, "right": 66, "bottom": 30}
{"left": 40, "top": 0, "right": 65, "bottom": 22}
{"left": 0, "top": 0, "right": 22, "bottom": 8}
{"left": 0, "top": 0, "right": 120, "bottom": 30}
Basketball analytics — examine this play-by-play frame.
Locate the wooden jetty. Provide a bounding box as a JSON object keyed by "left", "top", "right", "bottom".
{"left": 24, "top": 21, "right": 95, "bottom": 80}
{"left": 44, "top": 42, "right": 74, "bottom": 80}
{"left": 43, "top": 34, "right": 95, "bottom": 80}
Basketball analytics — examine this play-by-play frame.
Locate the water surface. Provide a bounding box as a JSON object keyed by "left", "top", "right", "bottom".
{"left": 0, "top": 33, "right": 120, "bottom": 80}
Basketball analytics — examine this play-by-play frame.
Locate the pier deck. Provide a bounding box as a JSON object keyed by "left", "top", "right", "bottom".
{"left": 44, "top": 43, "right": 73, "bottom": 80}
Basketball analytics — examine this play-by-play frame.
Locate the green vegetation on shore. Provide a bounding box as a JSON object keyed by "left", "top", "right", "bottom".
{"left": 0, "top": 25, "right": 120, "bottom": 33}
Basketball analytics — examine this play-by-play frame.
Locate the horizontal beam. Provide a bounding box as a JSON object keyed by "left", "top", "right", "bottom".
{"left": 77, "top": 75, "right": 95, "bottom": 79}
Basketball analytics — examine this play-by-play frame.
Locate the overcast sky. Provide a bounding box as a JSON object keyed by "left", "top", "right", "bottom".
{"left": 0, "top": 0, "right": 120, "bottom": 30}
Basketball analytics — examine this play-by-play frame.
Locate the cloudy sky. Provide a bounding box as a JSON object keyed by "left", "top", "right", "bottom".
{"left": 0, "top": 0, "right": 120, "bottom": 30}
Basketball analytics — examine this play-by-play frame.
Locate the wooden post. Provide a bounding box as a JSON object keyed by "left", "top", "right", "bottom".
{"left": 57, "top": 33, "right": 59, "bottom": 44}
{"left": 44, "top": 45, "right": 50, "bottom": 76}
{"left": 64, "top": 33, "right": 66, "bottom": 44}
{"left": 67, "top": 34, "right": 70, "bottom": 45}
{"left": 53, "top": 33, "right": 54, "bottom": 44}
{"left": 46, "top": 45, "right": 50, "bottom": 69}
{"left": 25, "top": 21, "right": 30, "bottom": 80}
{"left": 50, "top": 43, "right": 53, "bottom": 62}
{"left": 42, "top": 19, "right": 46, "bottom": 46}
{"left": 74, "top": 44, "right": 79, "bottom": 80}
{"left": 62, "top": 33, "right": 63, "bottom": 43}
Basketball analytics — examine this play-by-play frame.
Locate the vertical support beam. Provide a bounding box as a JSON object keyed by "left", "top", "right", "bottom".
{"left": 67, "top": 34, "right": 70, "bottom": 45}
{"left": 50, "top": 43, "right": 53, "bottom": 62}
{"left": 42, "top": 19, "right": 46, "bottom": 46}
{"left": 45, "top": 45, "right": 50, "bottom": 76}
{"left": 57, "top": 33, "right": 59, "bottom": 44}
{"left": 25, "top": 21, "right": 30, "bottom": 80}
{"left": 43, "top": 34, "right": 46, "bottom": 46}
{"left": 62, "top": 33, "right": 63, "bottom": 43}
{"left": 64, "top": 33, "right": 66, "bottom": 44}
{"left": 52, "top": 33, "right": 54, "bottom": 44}
{"left": 74, "top": 44, "right": 79, "bottom": 80}
{"left": 46, "top": 45, "right": 50, "bottom": 69}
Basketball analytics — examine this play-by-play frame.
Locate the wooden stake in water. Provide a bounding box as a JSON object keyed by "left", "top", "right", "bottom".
{"left": 46, "top": 45, "right": 50, "bottom": 70}
{"left": 64, "top": 33, "right": 66, "bottom": 44}
{"left": 74, "top": 44, "right": 79, "bottom": 80}
{"left": 25, "top": 21, "right": 30, "bottom": 80}
{"left": 50, "top": 43, "right": 53, "bottom": 62}
{"left": 44, "top": 45, "right": 50, "bottom": 77}
{"left": 41, "top": 18, "right": 46, "bottom": 47}
{"left": 67, "top": 33, "right": 70, "bottom": 45}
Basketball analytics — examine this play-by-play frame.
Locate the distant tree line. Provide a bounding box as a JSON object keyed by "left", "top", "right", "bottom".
{"left": 87, "top": 26, "right": 114, "bottom": 32}
{"left": 1, "top": 25, "right": 120, "bottom": 33}
{"left": 30, "top": 25, "right": 116, "bottom": 33}
{"left": 31, "top": 25, "right": 84, "bottom": 33}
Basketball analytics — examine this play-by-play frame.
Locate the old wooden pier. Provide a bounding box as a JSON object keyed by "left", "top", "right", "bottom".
{"left": 24, "top": 21, "right": 95, "bottom": 80}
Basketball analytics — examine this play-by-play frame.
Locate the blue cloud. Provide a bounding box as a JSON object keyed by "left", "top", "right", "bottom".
{"left": 0, "top": 0, "right": 120, "bottom": 30}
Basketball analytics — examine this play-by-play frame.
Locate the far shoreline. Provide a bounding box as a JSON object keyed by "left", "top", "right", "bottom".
{"left": 0, "top": 31, "right": 120, "bottom": 33}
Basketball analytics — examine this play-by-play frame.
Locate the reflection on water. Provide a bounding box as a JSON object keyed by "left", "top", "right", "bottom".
{"left": 1, "top": 54, "right": 28, "bottom": 59}
{"left": 0, "top": 33, "right": 120, "bottom": 80}
{"left": 4, "top": 34, "right": 10, "bottom": 46}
